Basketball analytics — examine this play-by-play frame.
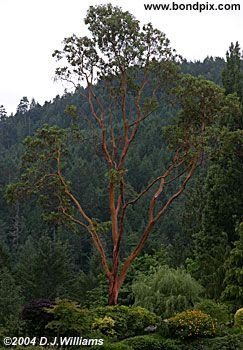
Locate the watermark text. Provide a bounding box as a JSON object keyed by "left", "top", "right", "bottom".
{"left": 144, "top": 2, "right": 241, "bottom": 12}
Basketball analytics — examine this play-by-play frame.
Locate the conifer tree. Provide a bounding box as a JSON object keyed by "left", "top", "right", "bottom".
{"left": 222, "top": 41, "right": 243, "bottom": 101}
{"left": 0, "top": 268, "right": 23, "bottom": 327}
{"left": 16, "top": 235, "right": 76, "bottom": 301}
{"left": 16, "top": 97, "right": 29, "bottom": 115}
{"left": 192, "top": 42, "right": 243, "bottom": 298}
{"left": 222, "top": 222, "right": 243, "bottom": 307}
{"left": 0, "top": 105, "right": 7, "bottom": 121}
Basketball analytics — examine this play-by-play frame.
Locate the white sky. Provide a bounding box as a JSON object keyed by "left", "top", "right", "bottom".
{"left": 0, "top": 0, "right": 242, "bottom": 114}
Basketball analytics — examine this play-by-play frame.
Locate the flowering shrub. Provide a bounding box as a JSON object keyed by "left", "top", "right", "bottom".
{"left": 168, "top": 310, "right": 216, "bottom": 339}
{"left": 234, "top": 308, "right": 243, "bottom": 329}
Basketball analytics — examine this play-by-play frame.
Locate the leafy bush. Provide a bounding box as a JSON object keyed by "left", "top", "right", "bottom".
{"left": 157, "top": 319, "right": 170, "bottom": 338}
{"left": 93, "top": 343, "right": 133, "bottom": 350}
{"left": 97, "top": 335, "right": 243, "bottom": 350}
{"left": 46, "top": 299, "right": 92, "bottom": 336}
{"left": 45, "top": 300, "right": 159, "bottom": 340}
{"left": 205, "top": 333, "right": 243, "bottom": 350}
{"left": 0, "top": 348, "right": 47, "bottom": 350}
{"left": 234, "top": 308, "right": 243, "bottom": 329}
{"left": 169, "top": 334, "right": 243, "bottom": 350}
{"left": 91, "top": 305, "right": 160, "bottom": 339}
{"left": 168, "top": 310, "right": 216, "bottom": 339}
{"left": 132, "top": 266, "right": 202, "bottom": 318}
{"left": 195, "top": 299, "right": 232, "bottom": 325}
{"left": 92, "top": 316, "right": 116, "bottom": 337}
{"left": 122, "top": 335, "right": 179, "bottom": 350}
{"left": 22, "top": 299, "right": 54, "bottom": 336}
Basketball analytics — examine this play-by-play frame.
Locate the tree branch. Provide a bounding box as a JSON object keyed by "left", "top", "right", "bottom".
{"left": 56, "top": 148, "right": 111, "bottom": 277}
{"left": 117, "top": 76, "right": 148, "bottom": 170}
{"left": 118, "top": 156, "right": 199, "bottom": 288}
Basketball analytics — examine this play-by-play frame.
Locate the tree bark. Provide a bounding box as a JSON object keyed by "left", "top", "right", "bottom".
{"left": 108, "top": 274, "right": 119, "bottom": 305}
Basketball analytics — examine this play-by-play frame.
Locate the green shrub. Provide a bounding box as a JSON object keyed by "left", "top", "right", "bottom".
{"left": 122, "top": 335, "right": 161, "bottom": 350}
{"left": 0, "top": 348, "right": 48, "bottom": 350}
{"left": 122, "top": 335, "right": 179, "bottom": 350}
{"left": 46, "top": 299, "right": 92, "bottom": 336}
{"left": 132, "top": 266, "right": 202, "bottom": 318}
{"left": 92, "top": 316, "right": 116, "bottom": 337}
{"left": 91, "top": 305, "right": 160, "bottom": 339}
{"left": 157, "top": 319, "right": 170, "bottom": 338}
{"left": 5, "top": 336, "right": 243, "bottom": 350}
{"left": 93, "top": 343, "right": 133, "bottom": 350}
{"left": 234, "top": 308, "right": 243, "bottom": 329}
{"left": 205, "top": 333, "right": 243, "bottom": 350}
{"left": 0, "top": 316, "right": 24, "bottom": 339}
{"left": 168, "top": 310, "right": 216, "bottom": 339}
{"left": 46, "top": 300, "right": 159, "bottom": 340}
{"left": 195, "top": 299, "right": 231, "bottom": 325}
{"left": 170, "top": 334, "right": 243, "bottom": 350}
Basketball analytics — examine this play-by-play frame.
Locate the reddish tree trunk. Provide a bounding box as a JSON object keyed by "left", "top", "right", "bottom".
{"left": 108, "top": 274, "right": 119, "bottom": 305}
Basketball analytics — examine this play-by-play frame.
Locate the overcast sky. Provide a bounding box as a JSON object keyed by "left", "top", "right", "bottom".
{"left": 0, "top": 0, "right": 242, "bottom": 114}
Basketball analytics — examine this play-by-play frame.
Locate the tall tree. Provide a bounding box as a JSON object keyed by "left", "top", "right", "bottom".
{"left": 16, "top": 97, "right": 29, "bottom": 115}
{"left": 222, "top": 221, "right": 243, "bottom": 307}
{"left": 29, "top": 98, "right": 37, "bottom": 110}
{"left": 192, "top": 42, "right": 243, "bottom": 298}
{"left": 0, "top": 268, "right": 23, "bottom": 328}
{"left": 7, "top": 5, "right": 241, "bottom": 305}
{"left": 16, "top": 96, "right": 30, "bottom": 134}
{"left": 16, "top": 235, "right": 76, "bottom": 302}
{"left": 222, "top": 41, "right": 243, "bottom": 102}
{"left": 0, "top": 105, "right": 7, "bottom": 121}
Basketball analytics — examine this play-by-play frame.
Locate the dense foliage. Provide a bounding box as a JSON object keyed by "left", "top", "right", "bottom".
{"left": 132, "top": 266, "right": 202, "bottom": 317}
{"left": 234, "top": 308, "right": 243, "bottom": 329}
{"left": 167, "top": 310, "right": 216, "bottom": 339}
{"left": 45, "top": 300, "right": 159, "bottom": 340}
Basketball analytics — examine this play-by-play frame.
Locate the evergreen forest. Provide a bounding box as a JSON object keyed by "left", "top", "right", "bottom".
{"left": 0, "top": 4, "right": 242, "bottom": 350}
